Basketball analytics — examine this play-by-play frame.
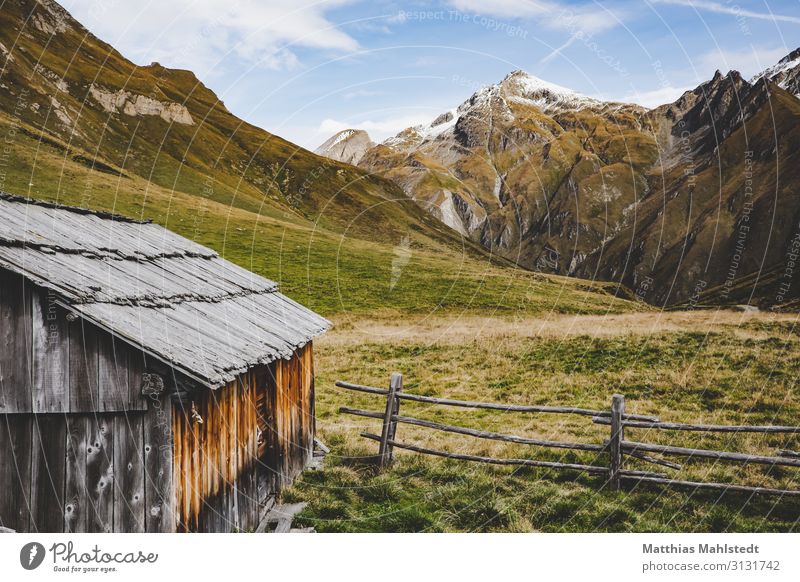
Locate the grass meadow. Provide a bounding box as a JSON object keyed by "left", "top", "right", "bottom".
{"left": 285, "top": 311, "right": 800, "bottom": 532}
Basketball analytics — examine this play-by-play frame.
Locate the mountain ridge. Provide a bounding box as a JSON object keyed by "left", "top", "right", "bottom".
{"left": 317, "top": 54, "right": 800, "bottom": 308}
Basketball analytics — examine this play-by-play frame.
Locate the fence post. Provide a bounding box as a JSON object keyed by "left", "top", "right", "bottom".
{"left": 378, "top": 372, "right": 403, "bottom": 467}
{"left": 609, "top": 394, "right": 625, "bottom": 490}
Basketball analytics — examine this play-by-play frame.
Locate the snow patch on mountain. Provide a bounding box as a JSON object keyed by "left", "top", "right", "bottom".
{"left": 752, "top": 48, "right": 800, "bottom": 96}
{"left": 501, "top": 70, "right": 601, "bottom": 110}
{"left": 415, "top": 108, "right": 459, "bottom": 139}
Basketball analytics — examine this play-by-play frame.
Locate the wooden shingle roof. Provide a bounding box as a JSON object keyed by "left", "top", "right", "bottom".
{"left": 0, "top": 193, "right": 330, "bottom": 388}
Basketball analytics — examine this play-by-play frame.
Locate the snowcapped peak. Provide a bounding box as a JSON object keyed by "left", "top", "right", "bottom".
{"left": 499, "top": 69, "right": 600, "bottom": 110}
{"left": 502, "top": 70, "right": 574, "bottom": 93}
{"left": 753, "top": 48, "right": 800, "bottom": 81}
{"left": 751, "top": 47, "right": 800, "bottom": 96}
{"left": 379, "top": 70, "right": 610, "bottom": 150}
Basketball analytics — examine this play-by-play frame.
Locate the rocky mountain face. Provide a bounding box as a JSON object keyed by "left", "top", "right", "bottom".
{"left": 319, "top": 56, "right": 800, "bottom": 308}
{"left": 753, "top": 48, "right": 800, "bottom": 97}
{"left": 579, "top": 67, "right": 800, "bottom": 308}
{"left": 315, "top": 129, "right": 375, "bottom": 165}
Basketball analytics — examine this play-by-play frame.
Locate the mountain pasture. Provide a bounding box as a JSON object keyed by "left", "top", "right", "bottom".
{"left": 286, "top": 310, "right": 800, "bottom": 532}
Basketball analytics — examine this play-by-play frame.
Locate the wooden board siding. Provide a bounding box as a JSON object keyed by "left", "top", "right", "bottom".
{"left": 0, "top": 415, "right": 33, "bottom": 531}
{"left": 69, "top": 320, "right": 99, "bottom": 412}
{"left": 32, "top": 290, "right": 69, "bottom": 413}
{"left": 272, "top": 343, "right": 315, "bottom": 490}
{"left": 0, "top": 270, "right": 147, "bottom": 414}
{"left": 173, "top": 371, "right": 261, "bottom": 532}
{"left": 30, "top": 415, "right": 67, "bottom": 532}
{"left": 0, "top": 396, "right": 174, "bottom": 533}
{"left": 0, "top": 272, "right": 33, "bottom": 413}
{"left": 173, "top": 343, "right": 315, "bottom": 532}
{"left": 143, "top": 392, "right": 175, "bottom": 533}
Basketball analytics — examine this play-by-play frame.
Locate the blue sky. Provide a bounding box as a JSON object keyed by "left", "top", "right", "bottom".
{"left": 60, "top": 0, "right": 800, "bottom": 149}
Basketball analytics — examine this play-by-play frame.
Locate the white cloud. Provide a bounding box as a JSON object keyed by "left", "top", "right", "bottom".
{"left": 654, "top": 0, "right": 800, "bottom": 25}
{"left": 622, "top": 85, "right": 694, "bottom": 108}
{"left": 60, "top": 0, "right": 359, "bottom": 74}
{"left": 342, "top": 89, "right": 383, "bottom": 99}
{"left": 699, "top": 46, "right": 790, "bottom": 78}
{"left": 448, "top": 0, "right": 621, "bottom": 34}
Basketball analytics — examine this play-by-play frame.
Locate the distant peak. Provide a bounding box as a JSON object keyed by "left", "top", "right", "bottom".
{"left": 778, "top": 47, "right": 800, "bottom": 65}
{"left": 502, "top": 69, "right": 575, "bottom": 93}
{"left": 498, "top": 69, "right": 600, "bottom": 110}
{"left": 315, "top": 129, "right": 374, "bottom": 165}
{"left": 503, "top": 69, "right": 530, "bottom": 80}
{"left": 751, "top": 47, "right": 800, "bottom": 97}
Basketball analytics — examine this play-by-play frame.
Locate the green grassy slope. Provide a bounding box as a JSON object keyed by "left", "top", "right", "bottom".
{"left": 0, "top": 109, "right": 639, "bottom": 318}
{"left": 0, "top": 0, "right": 640, "bottom": 318}
{"left": 0, "top": 0, "right": 471, "bottom": 244}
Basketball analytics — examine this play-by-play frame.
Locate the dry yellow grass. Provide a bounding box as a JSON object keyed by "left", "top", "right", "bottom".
{"left": 322, "top": 309, "right": 800, "bottom": 347}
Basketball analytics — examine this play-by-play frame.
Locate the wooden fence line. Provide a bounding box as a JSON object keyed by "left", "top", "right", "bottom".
{"left": 359, "top": 432, "right": 667, "bottom": 480}
{"left": 337, "top": 374, "right": 800, "bottom": 499}
{"left": 340, "top": 406, "right": 605, "bottom": 452}
{"left": 335, "top": 380, "right": 658, "bottom": 421}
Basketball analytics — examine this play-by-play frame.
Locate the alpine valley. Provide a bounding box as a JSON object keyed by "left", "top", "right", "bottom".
{"left": 318, "top": 52, "right": 800, "bottom": 308}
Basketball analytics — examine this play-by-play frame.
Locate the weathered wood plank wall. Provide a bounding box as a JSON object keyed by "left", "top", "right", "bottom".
{"left": 272, "top": 343, "right": 315, "bottom": 490}
{"left": 0, "top": 271, "right": 146, "bottom": 414}
{"left": 0, "top": 400, "right": 174, "bottom": 533}
{"left": 172, "top": 343, "right": 315, "bottom": 532}
{"left": 173, "top": 370, "right": 262, "bottom": 532}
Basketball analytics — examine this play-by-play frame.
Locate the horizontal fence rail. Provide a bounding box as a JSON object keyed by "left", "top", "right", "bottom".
{"left": 359, "top": 432, "right": 667, "bottom": 479}
{"left": 339, "top": 407, "right": 605, "bottom": 452}
{"left": 337, "top": 374, "right": 800, "bottom": 499}
{"left": 593, "top": 417, "right": 800, "bottom": 433}
{"left": 335, "top": 381, "right": 658, "bottom": 421}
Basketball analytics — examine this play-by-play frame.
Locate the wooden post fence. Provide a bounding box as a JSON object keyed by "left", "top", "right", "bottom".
{"left": 337, "top": 376, "right": 800, "bottom": 499}
{"left": 378, "top": 372, "right": 403, "bottom": 467}
{"left": 609, "top": 394, "right": 625, "bottom": 490}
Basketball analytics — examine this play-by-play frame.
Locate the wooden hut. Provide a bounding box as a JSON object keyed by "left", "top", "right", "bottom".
{"left": 0, "top": 193, "right": 329, "bottom": 533}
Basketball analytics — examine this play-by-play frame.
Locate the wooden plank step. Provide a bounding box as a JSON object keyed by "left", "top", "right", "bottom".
{"left": 258, "top": 502, "right": 308, "bottom": 534}
{"left": 263, "top": 502, "right": 308, "bottom": 523}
